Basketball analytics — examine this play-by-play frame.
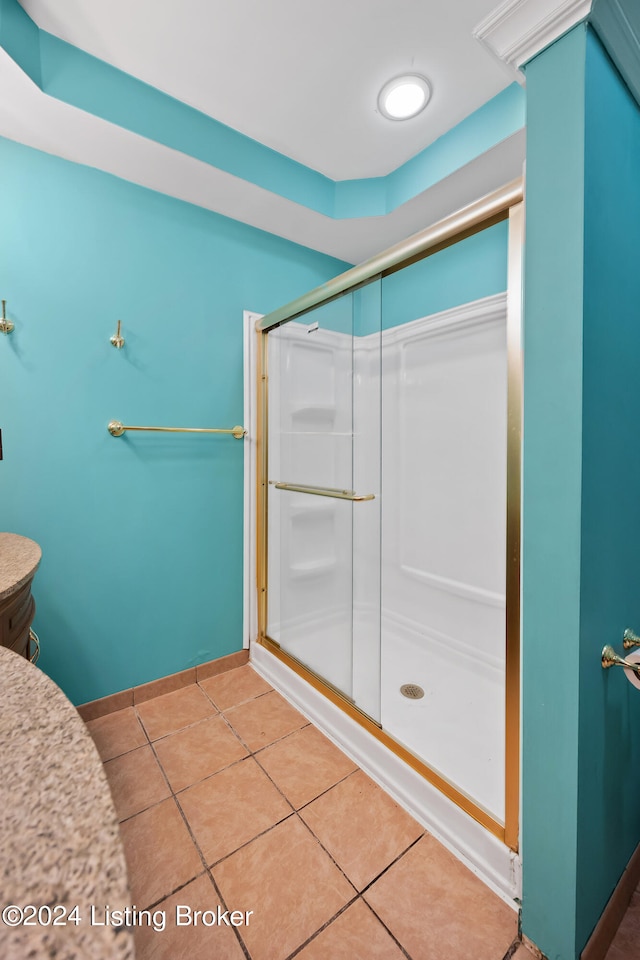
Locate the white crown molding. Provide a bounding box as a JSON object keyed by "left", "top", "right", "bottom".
{"left": 591, "top": 0, "right": 640, "bottom": 109}
{"left": 474, "top": 0, "right": 594, "bottom": 70}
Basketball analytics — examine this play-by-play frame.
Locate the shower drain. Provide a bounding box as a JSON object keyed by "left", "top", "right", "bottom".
{"left": 400, "top": 683, "right": 425, "bottom": 700}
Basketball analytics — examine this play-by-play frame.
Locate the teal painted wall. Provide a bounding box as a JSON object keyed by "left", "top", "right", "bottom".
{"left": 577, "top": 30, "right": 640, "bottom": 949}
{"left": 381, "top": 221, "right": 508, "bottom": 331}
{"left": 303, "top": 220, "right": 508, "bottom": 339}
{"left": 0, "top": 136, "right": 347, "bottom": 706}
{"left": 522, "top": 29, "right": 587, "bottom": 958}
{"left": 523, "top": 25, "right": 640, "bottom": 958}
{"left": 385, "top": 84, "right": 524, "bottom": 212}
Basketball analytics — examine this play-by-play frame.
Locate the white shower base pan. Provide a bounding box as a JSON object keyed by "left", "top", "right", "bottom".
{"left": 251, "top": 641, "right": 521, "bottom": 907}
{"left": 380, "top": 614, "right": 505, "bottom": 822}
{"left": 269, "top": 609, "right": 505, "bottom": 821}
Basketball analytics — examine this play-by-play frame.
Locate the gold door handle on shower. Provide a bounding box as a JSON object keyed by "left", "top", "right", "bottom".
{"left": 271, "top": 481, "right": 375, "bottom": 501}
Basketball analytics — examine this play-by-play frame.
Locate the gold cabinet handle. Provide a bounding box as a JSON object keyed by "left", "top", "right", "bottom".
{"left": 28, "top": 629, "right": 40, "bottom": 664}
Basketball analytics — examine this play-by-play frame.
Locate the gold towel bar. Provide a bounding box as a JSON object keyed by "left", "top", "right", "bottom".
{"left": 272, "top": 481, "right": 375, "bottom": 501}
{"left": 108, "top": 421, "right": 245, "bottom": 439}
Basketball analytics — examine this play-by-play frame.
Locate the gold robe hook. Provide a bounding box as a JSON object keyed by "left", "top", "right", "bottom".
{"left": 0, "top": 300, "right": 14, "bottom": 335}
{"left": 110, "top": 320, "right": 125, "bottom": 349}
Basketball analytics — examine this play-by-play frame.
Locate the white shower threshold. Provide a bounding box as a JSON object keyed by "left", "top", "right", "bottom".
{"left": 250, "top": 641, "right": 522, "bottom": 909}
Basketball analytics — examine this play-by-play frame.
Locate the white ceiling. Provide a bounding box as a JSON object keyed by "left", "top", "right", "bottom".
{"left": 20, "top": 0, "right": 516, "bottom": 180}
{"left": 3, "top": 0, "right": 525, "bottom": 262}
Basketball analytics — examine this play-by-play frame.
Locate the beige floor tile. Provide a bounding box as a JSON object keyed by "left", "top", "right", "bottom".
{"left": 154, "top": 716, "right": 248, "bottom": 793}
{"left": 296, "top": 899, "right": 405, "bottom": 959}
{"left": 133, "top": 874, "right": 246, "bottom": 960}
{"left": 178, "top": 757, "right": 292, "bottom": 864}
{"left": 606, "top": 891, "right": 640, "bottom": 957}
{"left": 120, "top": 798, "right": 203, "bottom": 909}
{"left": 512, "top": 945, "right": 539, "bottom": 959}
{"left": 365, "top": 834, "right": 518, "bottom": 959}
{"left": 104, "top": 744, "right": 171, "bottom": 821}
{"left": 136, "top": 685, "right": 216, "bottom": 741}
{"left": 213, "top": 816, "right": 355, "bottom": 960}
{"left": 93, "top": 669, "right": 524, "bottom": 960}
{"left": 224, "top": 690, "right": 308, "bottom": 750}
{"left": 86, "top": 707, "right": 147, "bottom": 761}
{"left": 300, "top": 769, "right": 423, "bottom": 890}
{"left": 199, "top": 664, "right": 272, "bottom": 711}
{"left": 605, "top": 947, "right": 629, "bottom": 960}
{"left": 256, "top": 724, "right": 357, "bottom": 809}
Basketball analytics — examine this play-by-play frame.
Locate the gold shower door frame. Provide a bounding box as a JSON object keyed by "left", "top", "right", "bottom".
{"left": 256, "top": 181, "right": 524, "bottom": 852}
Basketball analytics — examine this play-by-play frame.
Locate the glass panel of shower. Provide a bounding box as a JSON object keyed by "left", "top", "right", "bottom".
{"left": 265, "top": 282, "right": 382, "bottom": 721}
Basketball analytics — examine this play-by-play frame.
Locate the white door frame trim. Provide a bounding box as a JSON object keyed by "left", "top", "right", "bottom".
{"left": 243, "top": 310, "right": 262, "bottom": 649}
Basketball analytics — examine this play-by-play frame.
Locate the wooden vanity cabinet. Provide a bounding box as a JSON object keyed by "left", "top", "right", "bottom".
{"left": 0, "top": 578, "right": 36, "bottom": 659}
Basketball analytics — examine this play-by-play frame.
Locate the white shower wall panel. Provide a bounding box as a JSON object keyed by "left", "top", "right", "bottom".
{"left": 378, "top": 294, "right": 508, "bottom": 821}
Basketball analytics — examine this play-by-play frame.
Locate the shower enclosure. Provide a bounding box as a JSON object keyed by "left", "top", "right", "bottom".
{"left": 255, "top": 181, "right": 523, "bottom": 852}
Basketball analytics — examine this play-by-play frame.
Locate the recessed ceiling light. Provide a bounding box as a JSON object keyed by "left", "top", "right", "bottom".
{"left": 378, "top": 74, "right": 432, "bottom": 121}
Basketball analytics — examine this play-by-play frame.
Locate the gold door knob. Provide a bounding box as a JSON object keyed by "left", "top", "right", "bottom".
{"left": 623, "top": 629, "right": 640, "bottom": 650}
{"left": 602, "top": 644, "right": 640, "bottom": 677}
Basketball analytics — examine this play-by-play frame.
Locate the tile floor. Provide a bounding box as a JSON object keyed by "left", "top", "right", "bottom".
{"left": 604, "top": 891, "right": 640, "bottom": 959}
{"left": 86, "top": 663, "right": 534, "bottom": 960}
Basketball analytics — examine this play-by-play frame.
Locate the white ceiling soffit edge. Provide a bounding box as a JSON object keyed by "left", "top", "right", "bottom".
{"left": 0, "top": 48, "right": 525, "bottom": 264}
{"left": 474, "top": 0, "right": 594, "bottom": 70}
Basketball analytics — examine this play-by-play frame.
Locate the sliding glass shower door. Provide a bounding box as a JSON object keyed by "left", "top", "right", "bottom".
{"left": 265, "top": 283, "right": 382, "bottom": 721}
{"left": 258, "top": 187, "right": 523, "bottom": 850}
{"left": 262, "top": 272, "right": 510, "bottom": 819}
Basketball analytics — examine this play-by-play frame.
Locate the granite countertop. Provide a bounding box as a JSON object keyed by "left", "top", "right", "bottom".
{"left": 0, "top": 646, "right": 134, "bottom": 960}
{"left": 0, "top": 533, "right": 42, "bottom": 601}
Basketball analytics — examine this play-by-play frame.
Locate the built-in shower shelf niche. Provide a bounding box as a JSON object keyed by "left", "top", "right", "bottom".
{"left": 290, "top": 406, "right": 337, "bottom": 432}
{"left": 281, "top": 431, "right": 352, "bottom": 437}
{"left": 287, "top": 502, "right": 335, "bottom": 517}
{"left": 289, "top": 510, "right": 341, "bottom": 580}
{"left": 289, "top": 558, "right": 337, "bottom": 577}
{"left": 291, "top": 404, "right": 337, "bottom": 417}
